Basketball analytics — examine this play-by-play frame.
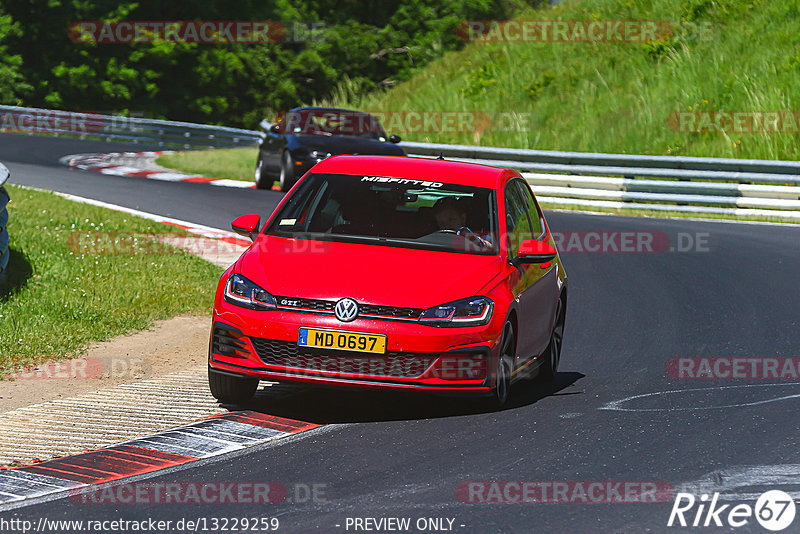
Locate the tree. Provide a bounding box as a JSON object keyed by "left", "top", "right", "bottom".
{"left": 0, "top": 0, "right": 534, "bottom": 126}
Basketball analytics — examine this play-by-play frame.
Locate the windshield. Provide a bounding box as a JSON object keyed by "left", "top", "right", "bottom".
{"left": 265, "top": 173, "right": 498, "bottom": 255}
{"left": 279, "top": 109, "right": 386, "bottom": 139}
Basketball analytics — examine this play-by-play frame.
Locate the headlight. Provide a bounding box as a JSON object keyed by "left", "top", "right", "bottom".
{"left": 419, "top": 297, "right": 493, "bottom": 327}
{"left": 310, "top": 150, "right": 332, "bottom": 160}
{"left": 224, "top": 274, "right": 276, "bottom": 310}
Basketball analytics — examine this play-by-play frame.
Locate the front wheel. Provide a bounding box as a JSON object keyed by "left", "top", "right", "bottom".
{"left": 279, "top": 151, "right": 296, "bottom": 192}
{"left": 208, "top": 368, "right": 258, "bottom": 404}
{"left": 254, "top": 157, "right": 270, "bottom": 190}
{"left": 488, "top": 321, "right": 514, "bottom": 408}
{"left": 537, "top": 298, "right": 564, "bottom": 382}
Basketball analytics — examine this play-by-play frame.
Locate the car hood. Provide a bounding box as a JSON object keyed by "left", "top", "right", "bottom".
{"left": 290, "top": 135, "right": 405, "bottom": 156}
{"left": 236, "top": 236, "right": 502, "bottom": 309}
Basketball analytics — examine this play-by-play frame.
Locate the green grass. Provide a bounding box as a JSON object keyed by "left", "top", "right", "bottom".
{"left": 317, "top": 0, "right": 800, "bottom": 161}
{"left": 0, "top": 185, "right": 223, "bottom": 376}
{"left": 157, "top": 148, "right": 258, "bottom": 182}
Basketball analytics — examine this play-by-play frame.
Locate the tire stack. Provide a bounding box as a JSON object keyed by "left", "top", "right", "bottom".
{"left": 0, "top": 163, "right": 10, "bottom": 284}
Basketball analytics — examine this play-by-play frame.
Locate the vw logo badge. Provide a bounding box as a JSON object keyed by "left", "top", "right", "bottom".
{"left": 334, "top": 298, "right": 359, "bottom": 322}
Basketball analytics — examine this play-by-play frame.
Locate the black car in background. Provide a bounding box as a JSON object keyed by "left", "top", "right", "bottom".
{"left": 255, "top": 107, "right": 405, "bottom": 190}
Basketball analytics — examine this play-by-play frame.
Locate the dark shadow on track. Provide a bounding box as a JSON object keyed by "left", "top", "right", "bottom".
{"left": 221, "top": 371, "right": 585, "bottom": 424}
{"left": 0, "top": 249, "right": 32, "bottom": 300}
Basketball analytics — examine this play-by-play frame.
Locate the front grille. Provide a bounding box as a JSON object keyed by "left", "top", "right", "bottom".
{"left": 273, "top": 296, "right": 423, "bottom": 321}
{"left": 250, "top": 338, "right": 435, "bottom": 378}
{"left": 273, "top": 296, "right": 334, "bottom": 312}
{"left": 359, "top": 303, "right": 424, "bottom": 319}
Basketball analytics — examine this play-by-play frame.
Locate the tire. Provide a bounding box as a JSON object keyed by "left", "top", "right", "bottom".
{"left": 254, "top": 156, "right": 270, "bottom": 190}
{"left": 279, "top": 151, "right": 296, "bottom": 192}
{"left": 208, "top": 368, "right": 258, "bottom": 404}
{"left": 537, "top": 298, "right": 565, "bottom": 382}
{"left": 488, "top": 321, "right": 515, "bottom": 408}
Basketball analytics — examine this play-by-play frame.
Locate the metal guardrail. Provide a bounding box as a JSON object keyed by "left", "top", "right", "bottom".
{"left": 401, "top": 141, "right": 800, "bottom": 185}
{"left": 398, "top": 141, "right": 800, "bottom": 218}
{"left": 0, "top": 105, "right": 261, "bottom": 149}
{"left": 2, "top": 105, "right": 799, "bottom": 218}
{"left": 400, "top": 141, "right": 800, "bottom": 182}
{"left": 0, "top": 162, "right": 10, "bottom": 281}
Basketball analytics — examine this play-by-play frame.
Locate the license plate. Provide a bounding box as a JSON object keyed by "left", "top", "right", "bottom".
{"left": 298, "top": 328, "right": 386, "bottom": 354}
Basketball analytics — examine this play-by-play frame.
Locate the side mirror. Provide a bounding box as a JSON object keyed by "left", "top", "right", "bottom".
{"left": 269, "top": 123, "right": 280, "bottom": 134}
{"left": 516, "top": 239, "right": 557, "bottom": 264}
{"left": 231, "top": 214, "right": 261, "bottom": 241}
{"left": 389, "top": 134, "right": 401, "bottom": 143}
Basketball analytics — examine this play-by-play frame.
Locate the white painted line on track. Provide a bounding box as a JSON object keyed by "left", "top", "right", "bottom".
{"left": 599, "top": 383, "right": 800, "bottom": 412}
{"left": 675, "top": 464, "right": 800, "bottom": 501}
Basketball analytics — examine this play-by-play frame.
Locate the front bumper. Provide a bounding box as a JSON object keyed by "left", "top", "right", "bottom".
{"left": 208, "top": 302, "right": 501, "bottom": 393}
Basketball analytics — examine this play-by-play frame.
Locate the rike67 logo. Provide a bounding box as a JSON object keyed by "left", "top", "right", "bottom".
{"left": 668, "top": 490, "right": 796, "bottom": 531}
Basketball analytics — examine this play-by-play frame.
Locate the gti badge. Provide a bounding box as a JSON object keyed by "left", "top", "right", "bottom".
{"left": 334, "top": 298, "right": 359, "bottom": 322}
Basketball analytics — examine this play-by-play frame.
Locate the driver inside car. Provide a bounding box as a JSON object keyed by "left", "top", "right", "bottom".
{"left": 433, "top": 197, "right": 468, "bottom": 231}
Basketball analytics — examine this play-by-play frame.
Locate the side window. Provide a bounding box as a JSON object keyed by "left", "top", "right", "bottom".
{"left": 504, "top": 181, "right": 533, "bottom": 260}
{"left": 514, "top": 180, "right": 544, "bottom": 238}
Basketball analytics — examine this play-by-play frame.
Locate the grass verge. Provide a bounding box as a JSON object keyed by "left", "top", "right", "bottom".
{"left": 157, "top": 148, "right": 258, "bottom": 182}
{"left": 0, "top": 185, "right": 223, "bottom": 376}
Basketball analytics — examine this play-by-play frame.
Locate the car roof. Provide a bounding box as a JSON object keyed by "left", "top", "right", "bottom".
{"left": 311, "top": 155, "right": 512, "bottom": 189}
{"left": 289, "top": 106, "right": 369, "bottom": 115}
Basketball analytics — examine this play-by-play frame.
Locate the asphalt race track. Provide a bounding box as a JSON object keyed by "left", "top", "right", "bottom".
{"left": 1, "top": 132, "right": 799, "bottom": 532}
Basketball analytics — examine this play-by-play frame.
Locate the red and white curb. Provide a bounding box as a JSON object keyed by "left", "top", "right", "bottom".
{"left": 59, "top": 152, "right": 257, "bottom": 189}
{"left": 0, "top": 411, "right": 318, "bottom": 505}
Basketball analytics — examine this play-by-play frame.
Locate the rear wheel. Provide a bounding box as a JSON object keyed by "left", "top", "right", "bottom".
{"left": 279, "top": 151, "right": 295, "bottom": 192}
{"left": 208, "top": 368, "right": 258, "bottom": 404}
{"left": 537, "top": 298, "right": 565, "bottom": 382}
{"left": 488, "top": 321, "right": 514, "bottom": 408}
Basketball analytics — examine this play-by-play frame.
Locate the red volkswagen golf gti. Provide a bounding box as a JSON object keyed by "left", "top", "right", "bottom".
{"left": 208, "top": 155, "right": 567, "bottom": 407}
